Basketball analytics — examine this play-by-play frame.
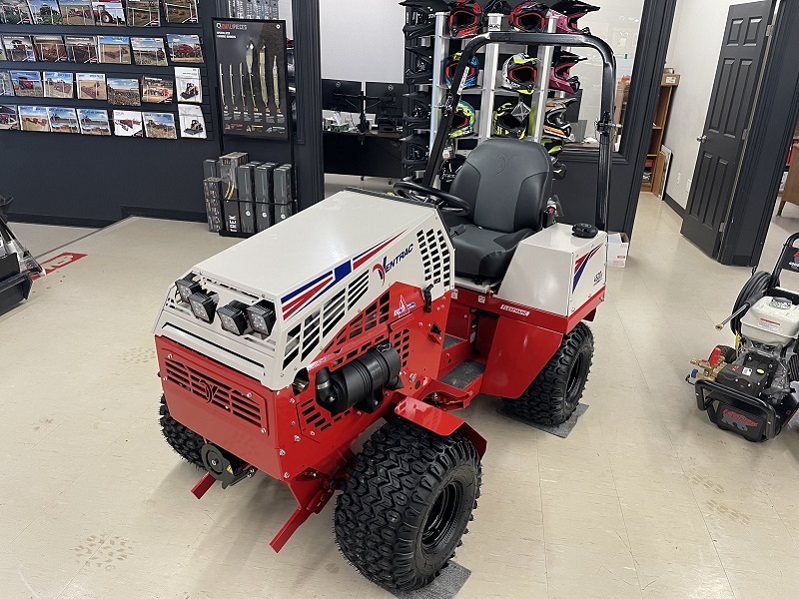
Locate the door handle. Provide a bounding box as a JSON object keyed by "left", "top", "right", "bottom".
{"left": 697, "top": 135, "right": 707, "bottom": 143}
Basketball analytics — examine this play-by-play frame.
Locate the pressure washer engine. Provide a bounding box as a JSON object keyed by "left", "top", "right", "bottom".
{"left": 691, "top": 233, "right": 799, "bottom": 441}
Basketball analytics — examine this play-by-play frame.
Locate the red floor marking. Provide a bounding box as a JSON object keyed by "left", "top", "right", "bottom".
{"left": 31, "top": 252, "right": 87, "bottom": 280}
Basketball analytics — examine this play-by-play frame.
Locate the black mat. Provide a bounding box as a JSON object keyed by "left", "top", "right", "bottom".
{"left": 498, "top": 403, "right": 589, "bottom": 438}
{"left": 390, "top": 562, "right": 472, "bottom": 599}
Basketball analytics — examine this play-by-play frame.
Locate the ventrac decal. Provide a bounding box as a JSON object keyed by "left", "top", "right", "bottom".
{"left": 373, "top": 243, "right": 414, "bottom": 285}
{"left": 573, "top": 245, "right": 602, "bottom": 291}
{"left": 280, "top": 231, "right": 406, "bottom": 318}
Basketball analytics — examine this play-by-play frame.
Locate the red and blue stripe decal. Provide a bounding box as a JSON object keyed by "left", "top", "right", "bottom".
{"left": 572, "top": 245, "right": 602, "bottom": 291}
{"left": 280, "top": 231, "right": 405, "bottom": 319}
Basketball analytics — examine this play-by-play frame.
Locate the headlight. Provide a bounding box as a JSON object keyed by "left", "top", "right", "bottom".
{"left": 217, "top": 301, "right": 249, "bottom": 335}
{"left": 247, "top": 303, "right": 276, "bottom": 336}
{"left": 189, "top": 292, "right": 218, "bottom": 323}
{"left": 175, "top": 277, "right": 201, "bottom": 303}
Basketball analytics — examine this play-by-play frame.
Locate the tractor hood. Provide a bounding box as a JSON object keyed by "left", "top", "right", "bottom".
{"left": 194, "top": 189, "right": 435, "bottom": 303}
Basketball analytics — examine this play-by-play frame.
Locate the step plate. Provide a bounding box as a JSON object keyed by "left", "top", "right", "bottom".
{"left": 440, "top": 359, "right": 485, "bottom": 390}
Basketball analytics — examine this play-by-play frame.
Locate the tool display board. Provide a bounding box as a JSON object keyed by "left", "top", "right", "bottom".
{"left": 213, "top": 18, "right": 289, "bottom": 139}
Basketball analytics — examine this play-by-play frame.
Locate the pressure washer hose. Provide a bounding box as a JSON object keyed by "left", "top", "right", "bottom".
{"left": 730, "top": 270, "right": 771, "bottom": 335}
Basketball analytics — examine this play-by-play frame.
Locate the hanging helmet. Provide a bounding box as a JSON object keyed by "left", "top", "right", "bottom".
{"left": 448, "top": 0, "right": 482, "bottom": 39}
{"left": 551, "top": 1, "right": 600, "bottom": 34}
{"left": 502, "top": 53, "right": 538, "bottom": 94}
{"left": 444, "top": 51, "right": 480, "bottom": 89}
{"left": 549, "top": 50, "right": 586, "bottom": 94}
{"left": 545, "top": 98, "right": 575, "bottom": 131}
{"left": 551, "top": 157, "right": 567, "bottom": 180}
{"left": 492, "top": 102, "right": 528, "bottom": 139}
{"left": 543, "top": 124, "right": 573, "bottom": 141}
{"left": 440, "top": 153, "right": 467, "bottom": 190}
{"left": 449, "top": 100, "right": 476, "bottom": 138}
{"left": 541, "top": 137, "right": 564, "bottom": 159}
{"left": 508, "top": 2, "right": 549, "bottom": 33}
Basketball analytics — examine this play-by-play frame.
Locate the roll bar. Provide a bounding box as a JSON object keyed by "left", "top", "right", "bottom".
{"left": 422, "top": 31, "right": 617, "bottom": 231}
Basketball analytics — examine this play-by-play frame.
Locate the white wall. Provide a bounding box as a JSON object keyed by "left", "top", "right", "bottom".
{"left": 663, "top": 0, "right": 740, "bottom": 208}
{"left": 319, "top": 1, "right": 406, "bottom": 83}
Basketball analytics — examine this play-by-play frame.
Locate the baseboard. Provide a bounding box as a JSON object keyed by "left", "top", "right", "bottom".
{"left": 120, "top": 207, "right": 206, "bottom": 223}
{"left": 7, "top": 213, "right": 114, "bottom": 228}
{"left": 663, "top": 193, "right": 685, "bottom": 217}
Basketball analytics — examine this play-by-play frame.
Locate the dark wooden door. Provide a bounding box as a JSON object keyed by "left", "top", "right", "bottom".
{"left": 681, "top": 1, "right": 770, "bottom": 256}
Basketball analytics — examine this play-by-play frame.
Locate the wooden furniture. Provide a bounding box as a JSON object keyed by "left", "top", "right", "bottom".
{"left": 641, "top": 73, "right": 680, "bottom": 192}
{"left": 777, "top": 118, "right": 799, "bottom": 215}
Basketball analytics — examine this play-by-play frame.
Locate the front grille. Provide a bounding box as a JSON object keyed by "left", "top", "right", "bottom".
{"left": 164, "top": 357, "right": 264, "bottom": 429}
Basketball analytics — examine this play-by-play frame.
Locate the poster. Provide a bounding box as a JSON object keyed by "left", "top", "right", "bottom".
{"left": 213, "top": 19, "right": 289, "bottom": 139}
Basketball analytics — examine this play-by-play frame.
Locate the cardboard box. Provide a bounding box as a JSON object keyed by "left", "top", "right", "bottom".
{"left": 254, "top": 162, "right": 278, "bottom": 232}
{"left": 607, "top": 232, "right": 630, "bottom": 268}
{"left": 202, "top": 177, "right": 224, "bottom": 232}
{"left": 236, "top": 163, "right": 259, "bottom": 235}
{"left": 218, "top": 152, "right": 249, "bottom": 202}
{"left": 203, "top": 158, "right": 218, "bottom": 180}
{"left": 273, "top": 164, "right": 294, "bottom": 222}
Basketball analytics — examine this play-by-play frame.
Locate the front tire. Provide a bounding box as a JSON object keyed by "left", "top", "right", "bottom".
{"left": 503, "top": 322, "right": 594, "bottom": 425}
{"left": 159, "top": 394, "right": 204, "bottom": 467}
{"left": 335, "top": 419, "right": 481, "bottom": 591}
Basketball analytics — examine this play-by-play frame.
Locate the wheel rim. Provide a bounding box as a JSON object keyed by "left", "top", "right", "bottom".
{"left": 565, "top": 353, "right": 586, "bottom": 407}
{"left": 421, "top": 481, "right": 463, "bottom": 552}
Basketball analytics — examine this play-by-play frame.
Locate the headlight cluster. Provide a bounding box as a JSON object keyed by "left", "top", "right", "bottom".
{"left": 175, "top": 276, "right": 276, "bottom": 336}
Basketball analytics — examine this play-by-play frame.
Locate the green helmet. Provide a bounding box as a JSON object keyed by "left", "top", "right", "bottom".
{"left": 449, "top": 100, "right": 476, "bottom": 138}
{"left": 492, "top": 102, "right": 528, "bottom": 139}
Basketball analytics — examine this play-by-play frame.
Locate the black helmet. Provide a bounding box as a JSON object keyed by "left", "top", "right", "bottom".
{"left": 509, "top": 2, "right": 549, "bottom": 33}
{"left": 440, "top": 153, "right": 466, "bottom": 189}
{"left": 492, "top": 102, "right": 529, "bottom": 139}
{"left": 551, "top": 1, "right": 600, "bottom": 34}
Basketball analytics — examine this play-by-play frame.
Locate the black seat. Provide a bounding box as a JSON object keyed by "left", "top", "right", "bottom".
{"left": 448, "top": 138, "right": 553, "bottom": 280}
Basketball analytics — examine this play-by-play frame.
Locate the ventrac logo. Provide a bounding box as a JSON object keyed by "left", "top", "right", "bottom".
{"left": 199, "top": 380, "right": 219, "bottom": 404}
{"left": 373, "top": 244, "right": 414, "bottom": 285}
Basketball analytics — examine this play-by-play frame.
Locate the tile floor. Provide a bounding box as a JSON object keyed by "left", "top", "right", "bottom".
{"left": 1, "top": 192, "right": 799, "bottom": 598}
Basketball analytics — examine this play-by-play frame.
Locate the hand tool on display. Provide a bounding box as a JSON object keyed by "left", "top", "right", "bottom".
{"left": 258, "top": 42, "right": 270, "bottom": 113}
{"left": 239, "top": 63, "right": 246, "bottom": 111}
{"left": 272, "top": 54, "right": 281, "bottom": 114}
{"left": 229, "top": 64, "right": 235, "bottom": 111}
{"left": 218, "top": 62, "right": 227, "bottom": 112}
{"left": 245, "top": 41, "right": 256, "bottom": 113}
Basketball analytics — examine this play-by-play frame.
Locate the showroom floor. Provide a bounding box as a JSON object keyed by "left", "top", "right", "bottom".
{"left": 2, "top": 191, "right": 799, "bottom": 599}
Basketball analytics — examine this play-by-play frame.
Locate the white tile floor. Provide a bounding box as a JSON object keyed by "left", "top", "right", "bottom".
{"left": 2, "top": 192, "right": 799, "bottom": 598}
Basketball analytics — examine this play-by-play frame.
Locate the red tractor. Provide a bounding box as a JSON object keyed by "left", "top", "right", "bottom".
{"left": 155, "top": 32, "right": 616, "bottom": 591}
{"left": 172, "top": 43, "right": 199, "bottom": 58}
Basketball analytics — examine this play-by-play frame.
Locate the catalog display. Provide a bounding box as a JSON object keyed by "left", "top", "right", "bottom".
{"left": 174, "top": 65, "right": 200, "bottom": 103}
{"left": 0, "top": 104, "right": 19, "bottom": 129}
{"left": 177, "top": 102, "right": 203, "bottom": 138}
{"left": 77, "top": 108, "right": 111, "bottom": 135}
{"left": 43, "top": 70, "right": 73, "bottom": 97}
{"left": 214, "top": 19, "right": 288, "bottom": 139}
{"left": 47, "top": 106, "right": 79, "bottom": 133}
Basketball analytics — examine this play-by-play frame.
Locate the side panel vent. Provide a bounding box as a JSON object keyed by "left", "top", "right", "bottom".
{"left": 416, "top": 228, "right": 450, "bottom": 288}
{"left": 165, "top": 357, "right": 263, "bottom": 428}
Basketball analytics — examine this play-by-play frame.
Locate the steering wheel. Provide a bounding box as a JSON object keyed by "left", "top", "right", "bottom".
{"left": 393, "top": 181, "right": 471, "bottom": 216}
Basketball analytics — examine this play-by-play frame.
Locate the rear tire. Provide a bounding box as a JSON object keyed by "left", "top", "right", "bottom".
{"left": 503, "top": 322, "right": 594, "bottom": 425}
{"left": 335, "top": 419, "right": 481, "bottom": 592}
{"left": 159, "top": 394, "right": 204, "bottom": 467}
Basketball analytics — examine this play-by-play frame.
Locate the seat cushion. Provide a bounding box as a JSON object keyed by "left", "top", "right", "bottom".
{"left": 451, "top": 223, "right": 532, "bottom": 280}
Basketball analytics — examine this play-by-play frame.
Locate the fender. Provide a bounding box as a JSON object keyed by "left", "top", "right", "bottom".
{"left": 394, "top": 396, "right": 487, "bottom": 456}
{"left": 480, "top": 315, "right": 564, "bottom": 399}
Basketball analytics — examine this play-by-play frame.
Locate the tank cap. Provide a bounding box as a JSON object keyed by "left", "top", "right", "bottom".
{"left": 572, "top": 223, "right": 598, "bottom": 238}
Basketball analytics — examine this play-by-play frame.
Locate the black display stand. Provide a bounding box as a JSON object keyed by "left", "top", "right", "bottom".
{"left": 1, "top": 0, "right": 325, "bottom": 225}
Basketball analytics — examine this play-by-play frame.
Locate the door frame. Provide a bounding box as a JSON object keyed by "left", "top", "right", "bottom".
{"left": 719, "top": 0, "right": 799, "bottom": 266}
{"left": 555, "top": 0, "right": 678, "bottom": 235}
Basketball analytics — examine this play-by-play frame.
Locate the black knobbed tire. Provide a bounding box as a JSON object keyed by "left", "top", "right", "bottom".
{"left": 159, "top": 395, "right": 204, "bottom": 467}
{"left": 503, "top": 322, "right": 594, "bottom": 425}
{"left": 335, "top": 419, "right": 482, "bottom": 592}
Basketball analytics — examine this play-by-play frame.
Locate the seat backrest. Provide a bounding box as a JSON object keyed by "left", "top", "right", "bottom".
{"left": 449, "top": 138, "right": 553, "bottom": 233}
